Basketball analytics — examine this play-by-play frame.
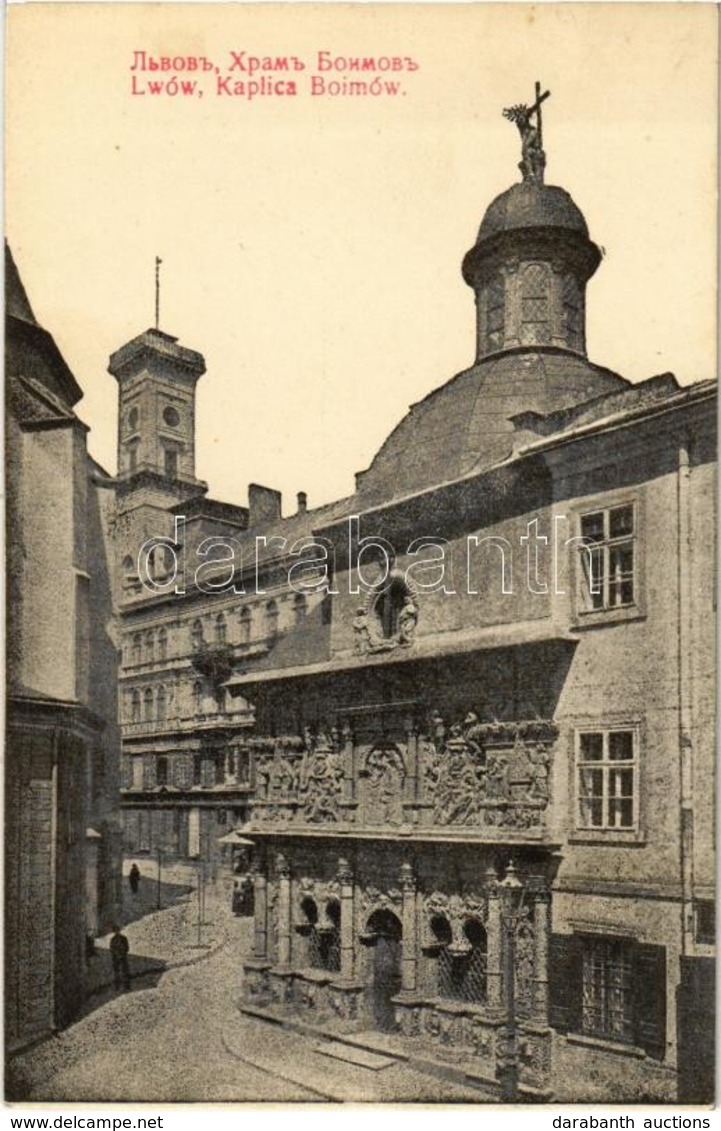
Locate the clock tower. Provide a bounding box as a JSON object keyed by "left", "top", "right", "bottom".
{"left": 109, "top": 326, "right": 208, "bottom": 514}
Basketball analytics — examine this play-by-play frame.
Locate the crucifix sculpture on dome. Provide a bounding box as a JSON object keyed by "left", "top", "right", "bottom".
{"left": 503, "top": 81, "right": 550, "bottom": 185}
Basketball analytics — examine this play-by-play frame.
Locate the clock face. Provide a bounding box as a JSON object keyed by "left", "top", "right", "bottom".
{"left": 128, "top": 406, "right": 139, "bottom": 431}
{"left": 163, "top": 405, "right": 181, "bottom": 428}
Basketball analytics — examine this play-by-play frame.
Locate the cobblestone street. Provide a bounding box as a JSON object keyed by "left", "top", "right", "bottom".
{"left": 8, "top": 862, "right": 484, "bottom": 1105}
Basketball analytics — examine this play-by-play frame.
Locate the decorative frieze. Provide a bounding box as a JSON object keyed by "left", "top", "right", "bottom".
{"left": 244, "top": 713, "right": 556, "bottom": 837}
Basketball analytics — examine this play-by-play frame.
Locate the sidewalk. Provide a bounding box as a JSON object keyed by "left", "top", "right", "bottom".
{"left": 85, "top": 859, "right": 243, "bottom": 1000}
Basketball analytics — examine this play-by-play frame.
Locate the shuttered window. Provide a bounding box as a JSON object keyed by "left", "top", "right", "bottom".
{"left": 550, "top": 933, "right": 666, "bottom": 1059}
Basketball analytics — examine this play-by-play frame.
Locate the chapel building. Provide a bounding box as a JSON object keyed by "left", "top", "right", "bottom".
{"left": 112, "top": 102, "right": 715, "bottom": 1102}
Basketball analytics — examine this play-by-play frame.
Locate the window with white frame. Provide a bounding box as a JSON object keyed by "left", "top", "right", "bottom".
{"left": 576, "top": 727, "right": 638, "bottom": 831}
{"left": 578, "top": 503, "right": 636, "bottom": 612}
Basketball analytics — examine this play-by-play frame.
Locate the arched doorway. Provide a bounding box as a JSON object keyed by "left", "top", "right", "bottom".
{"left": 366, "top": 909, "right": 402, "bottom": 1031}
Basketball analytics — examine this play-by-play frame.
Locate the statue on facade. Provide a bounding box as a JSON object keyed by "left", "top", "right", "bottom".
{"left": 353, "top": 606, "right": 372, "bottom": 655}
{"left": 503, "top": 83, "right": 550, "bottom": 186}
{"left": 397, "top": 594, "right": 419, "bottom": 645}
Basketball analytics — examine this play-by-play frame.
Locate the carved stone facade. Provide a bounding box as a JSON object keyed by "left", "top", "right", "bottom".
{"left": 245, "top": 716, "right": 556, "bottom": 838}
{"left": 242, "top": 840, "right": 555, "bottom": 1096}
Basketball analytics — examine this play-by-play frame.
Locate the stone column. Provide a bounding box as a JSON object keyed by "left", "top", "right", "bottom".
{"left": 532, "top": 885, "right": 551, "bottom": 1025}
{"left": 485, "top": 866, "right": 503, "bottom": 1013}
{"left": 341, "top": 721, "right": 355, "bottom": 803}
{"left": 276, "top": 853, "right": 291, "bottom": 970}
{"left": 338, "top": 856, "right": 355, "bottom": 980}
{"left": 253, "top": 869, "right": 268, "bottom": 960}
{"left": 403, "top": 719, "right": 418, "bottom": 806}
{"left": 399, "top": 861, "right": 418, "bottom": 993}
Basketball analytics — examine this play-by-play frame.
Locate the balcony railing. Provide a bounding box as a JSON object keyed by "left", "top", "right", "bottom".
{"left": 122, "top": 706, "right": 254, "bottom": 737}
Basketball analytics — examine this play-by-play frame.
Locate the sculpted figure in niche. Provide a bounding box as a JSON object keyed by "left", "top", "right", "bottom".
{"left": 397, "top": 595, "right": 418, "bottom": 645}
{"left": 364, "top": 746, "right": 405, "bottom": 825}
{"left": 353, "top": 606, "right": 372, "bottom": 655}
{"left": 527, "top": 744, "right": 550, "bottom": 801}
{"left": 275, "top": 753, "right": 300, "bottom": 798}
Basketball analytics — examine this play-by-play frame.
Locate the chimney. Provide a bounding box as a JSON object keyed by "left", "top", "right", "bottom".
{"left": 248, "top": 483, "right": 282, "bottom": 527}
{"left": 297, "top": 491, "right": 307, "bottom": 514}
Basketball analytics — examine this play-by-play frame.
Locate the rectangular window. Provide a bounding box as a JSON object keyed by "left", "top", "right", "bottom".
{"left": 157, "top": 756, "right": 168, "bottom": 787}
{"left": 164, "top": 448, "right": 179, "bottom": 478}
{"left": 582, "top": 936, "right": 634, "bottom": 1043}
{"left": 695, "top": 900, "right": 715, "bottom": 945}
{"left": 577, "top": 727, "right": 638, "bottom": 831}
{"left": 578, "top": 503, "right": 636, "bottom": 612}
{"left": 131, "top": 757, "right": 144, "bottom": 790}
{"left": 193, "top": 754, "right": 202, "bottom": 787}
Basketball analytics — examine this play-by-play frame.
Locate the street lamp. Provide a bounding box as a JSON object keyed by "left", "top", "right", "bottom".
{"left": 498, "top": 859, "right": 524, "bottom": 1103}
{"left": 156, "top": 845, "right": 163, "bottom": 910}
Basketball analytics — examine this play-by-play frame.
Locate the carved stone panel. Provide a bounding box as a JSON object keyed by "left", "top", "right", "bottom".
{"left": 358, "top": 744, "right": 406, "bottom": 826}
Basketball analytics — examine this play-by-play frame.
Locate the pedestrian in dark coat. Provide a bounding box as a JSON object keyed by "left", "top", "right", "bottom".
{"left": 109, "top": 924, "right": 131, "bottom": 991}
{"left": 128, "top": 863, "right": 140, "bottom": 894}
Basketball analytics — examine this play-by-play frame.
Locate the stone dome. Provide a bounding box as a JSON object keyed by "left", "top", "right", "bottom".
{"left": 476, "top": 182, "right": 590, "bottom": 246}
{"left": 356, "top": 350, "right": 629, "bottom": 505}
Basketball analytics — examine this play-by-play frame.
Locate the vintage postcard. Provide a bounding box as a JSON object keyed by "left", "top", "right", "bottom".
{"left": 4, "top": 1, "right": 717, "bottom": 1111}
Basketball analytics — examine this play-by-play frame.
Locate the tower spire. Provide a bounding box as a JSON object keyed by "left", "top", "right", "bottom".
{"left": 154, "top": 256, "right": 162, "bottom": 330}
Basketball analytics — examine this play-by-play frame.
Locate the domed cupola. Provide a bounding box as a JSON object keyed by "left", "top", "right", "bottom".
{"left": 462, "top": 85, "right": 601, "bottom": 361}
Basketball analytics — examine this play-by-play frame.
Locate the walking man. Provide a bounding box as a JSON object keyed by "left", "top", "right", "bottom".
{"left": 128, "top": 862, "right": 140, "bottom": 895}
{"left": 109, "top": 924, "right": 131, "bottom": 991}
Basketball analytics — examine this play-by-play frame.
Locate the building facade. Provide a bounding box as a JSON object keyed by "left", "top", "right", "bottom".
{"left": 111, "top": 120, "right": 715, "bottom": 1101}
{"left": 5, "top": 245, "right": 123, "bottom": 1053}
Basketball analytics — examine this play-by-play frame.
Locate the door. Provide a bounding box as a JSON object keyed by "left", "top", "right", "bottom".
{"left": 368, "top": 909, "right": 402, "bottom": 1031}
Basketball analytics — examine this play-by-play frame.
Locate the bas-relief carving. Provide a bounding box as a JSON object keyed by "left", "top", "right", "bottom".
{"left": 301, "top": 740, "right": 343, "bottom": 823}
{"left": 358, "top": 745, "right": 406, "bottom": 826}
{"left": 514, "top": 905, "right": 536, "bottom": 1019}
{"left": 423, "top": 890, "right": 487, "bottom": 942}
{"left": 421, "top": 716, "right": 556, "bottom": 829}
{"left": 248, "top": 732, "right": 343, "bottom": 824}
{"left": 246, "top": 713, "right": 555, "bottom": 833}
{"left": 358, "top": 883, "right": 403, "bottom": 929}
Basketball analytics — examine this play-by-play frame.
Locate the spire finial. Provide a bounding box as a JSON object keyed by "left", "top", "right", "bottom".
{"left": 503, "top": 82, "right": 550, "bottom": 185}
{"left": 154, "top": 256, "right": 162, "bottom": 329}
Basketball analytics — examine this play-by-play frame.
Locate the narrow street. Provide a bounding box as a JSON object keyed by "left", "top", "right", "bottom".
{"left": 8, "top": 863, "right": 484, "bottom": 1104}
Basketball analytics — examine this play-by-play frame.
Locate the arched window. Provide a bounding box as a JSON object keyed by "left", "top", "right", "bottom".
{"left": 156, "top": 686, "right": 167, "bottom": 722}
{"left": 215, "top": 612, "right": 227, "bottom": 645}
{"left": 434, "top": 918, "right": 487, "bottom": 1005}
{"left": 157, "top": 627, "right": 168, "bottom": 661}
{"left": 122, "top": 554, "right": 134, "bottom": 577}
{"left": 563, "top": 273, "right": 583, "bottom": 350}
{"left": 266, "top": 600, "right": 279, "bottom": 639}
{"left": 373, "top": 575, "right": 415, "bottom": 640}
{"left": 145, "top": 630, "right": 155, "bottom": 663}
{"left": 164, "top": 447, "right": 179, "bottom": 479}
{"left": 132, "top": 633, "right": 142, "bottom": 665}
{"left": 293, "top": 593, "right": 306, "bottom": 626}
{"left": 143, "top": 688, "right": 154, "bottom": 722}
{"left": 297, "top": 897, "right": 341, "bottom": 973}
{"left": 316, "top": 900, "right": 341, "bottom": 972}
{"left": 130, "top": 689, "right": 141, "bottom": 723}
{"left": 238, "top": 606, "right": 252, "bottom": 644}
{"left": 193, "top": 680, "right": 203, "bottom": 715}
{"left": 191, "top": 619, "right": 204, "bottom": 650}
{"left": 520, "top": 263, "right": 550, "bottom": 345}
{"left": 486, "top": 272, "right": 505, "bottom": 351}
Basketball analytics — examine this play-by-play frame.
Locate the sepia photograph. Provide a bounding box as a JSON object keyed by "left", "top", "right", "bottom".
{"left": 4, "top": 1, "right": 717, "bottom": 1110}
